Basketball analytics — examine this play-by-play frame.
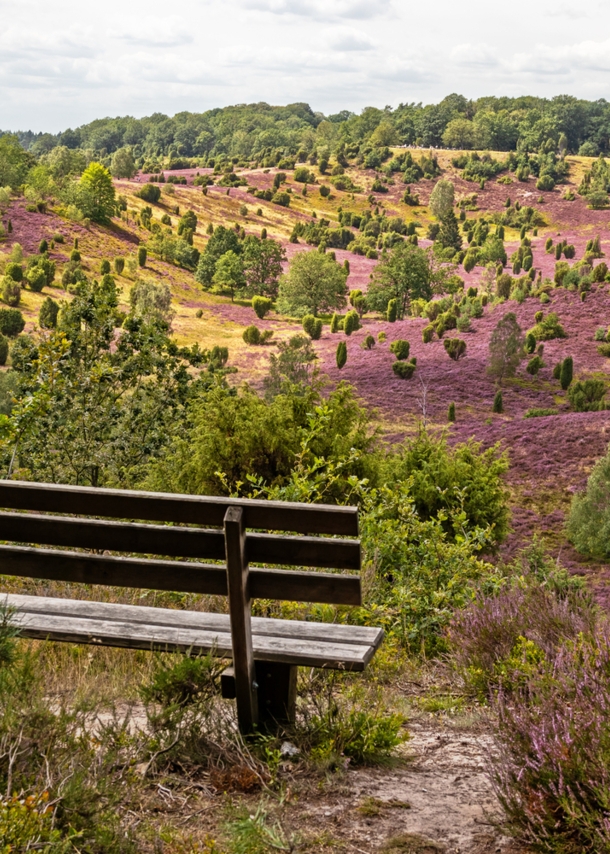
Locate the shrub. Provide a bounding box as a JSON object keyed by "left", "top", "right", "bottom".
{"left": 252, "top": 296, "right": 272, "bottom": 320}
{"left": 524, "top": 331, "right": 536, "bottom": 354}
{"left": 545, "top": 237, "right": 553, "bottom": 251}
{"left": 243, "top": 324, "right": 273, "bottom": 345}
{"left": 114, "top": 257, "right": 125, "bottom": 275}
{"left": 100, "top": 259, "right": 111, "bottom": 275}
{"left": 422, "top": 324, "right": 434, "bottom": 343}
{"left": 362, "top": 334, "right": 375, "bottom": 350}
{"left": 70, "top": 249, "right": 81, "bottom": 263}
{"left": 5, "top": 262, "right": 22, "bottom": 283}
{"left": 25, "top": 266, "right": 46, "bottom": 293}
{"left": 568, "top": 443, "right": 610, "bottom": 558}
{"left": 0, "top": 333, "right": 7, "bottom": 365}
{"left": 448, "top": 402, "right": 456, "bottom": 422}
{"left": 568, "top": 378, "right": 606, "bottom": 411}
{"left": 1, "top": 278, "right": 20, "bottom": 306}
{"left": 137, "top": 183, "right": 161, "bottom": 203}
{"left": 524, "top": 407, "right": 558, "bottom": 417}
{"left": 39, "top": 296, "right": 59, "bottom": 329}
{"left": 598, "top": 343, "right": 610, "bottom": 357}
{"left": 38, "top": 239, "right": 48, "bottom": 254}
{"left": 526, "top": 355, "right": 543, "bottom": 375}
{"left": 444, "top": 338, "right": 466, "bottom": 361}
{"left": 302, "top": 314, "right": 323, "bottom": 340}
{"left": 386, "top": 298, "right": 398, "bottom": 322}
{"left": 378, "top": 331, "right": 386, "bottom": 343}
{"left": 0, "top": 308, "right": 24, "bottom": 337}
{"left": 343, "top": 309, "right": 360, "bottom": 335}
{"left": 560, "top": 355, "right": 573, "bottom": 389}
{"left": 330, "top": 312, "right": 340, "bottom": 333}
{"left": 138, "top": 246, "right": 147, "bottom": 267}
{"left": 389, "top": 339, "right": 410, "bottom": 361}
{"left": 319, "top": 185, "right": 330, "bottom": 198}
{"left": 493, "top": 390, "right": 503, "bottom": 413}
{"left": 540, "top": 292, "right": 550, "bottom": 304}
{"left": 496, "top": 273, "right": 512, "bottom": 299}
{"left": 564, "top": 244, "right": 576, "bottom": 259}
{"left": 536, "top": 173, "right": 555, "bottom": 191}
{"left": 336, "top": 340, "right": 347, "bottom": 369}
{"left": 392, "top": 359, "right": 416, "bottom": 379}
{"left": 529, "top": 311, "right": 566, "bottom": 341}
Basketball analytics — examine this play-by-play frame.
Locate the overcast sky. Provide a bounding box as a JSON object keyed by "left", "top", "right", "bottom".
{"left": 1, "top": 0, "right": 609, "bottom": 132}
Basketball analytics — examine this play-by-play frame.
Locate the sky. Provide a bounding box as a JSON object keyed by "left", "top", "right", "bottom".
{"left": 1, "top": 0, "right": 610, "bottom": 133}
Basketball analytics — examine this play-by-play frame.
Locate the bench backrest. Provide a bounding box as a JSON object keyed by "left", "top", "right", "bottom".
{"left": 0, "top": 480, "right": 361, "bottom": 606}
{"left": 0, "top": 480, "right": 362, "bottom": 733}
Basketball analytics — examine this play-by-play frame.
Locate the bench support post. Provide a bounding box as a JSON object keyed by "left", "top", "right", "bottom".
{"left": 224, "top": 506, "right": 258, "bottom": 733}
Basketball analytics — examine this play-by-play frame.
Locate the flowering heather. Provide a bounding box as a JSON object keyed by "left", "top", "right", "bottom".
{"left": 491, "top": 627, "right": 610, "bottom": 852}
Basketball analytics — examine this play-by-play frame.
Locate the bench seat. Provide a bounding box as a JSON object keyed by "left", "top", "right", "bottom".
{"left": 2, "top": 594, "right": 384, "bottom": 671}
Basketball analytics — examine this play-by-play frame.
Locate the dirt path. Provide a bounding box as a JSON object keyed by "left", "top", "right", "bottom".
{"left": 286, "top": 719, "right": 527, "bottom": 853}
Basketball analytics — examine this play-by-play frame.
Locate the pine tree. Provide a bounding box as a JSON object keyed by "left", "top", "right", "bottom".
{"left": 493, "top": 390, "right": 503, "bottom": 413}
{"left": 448, "top": 402, "right": 456, "bottom": 422}
{"left": 437, "top": 210, "right": 462, "bottom": 252}
{"left": 560, "top": 356, "right": 573, "bottom": 390}
{"left": 336, "top": 341, "right": 347, "bottom": 369}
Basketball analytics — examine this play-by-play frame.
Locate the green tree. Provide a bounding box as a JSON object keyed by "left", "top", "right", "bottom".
{"left": 212, "top": 251, "right": 246, "bottom": 300}
{"left": 0, "top": 135, "right": 32, "bottom": 189}
{"left": 487, "top": 312, "right": 524, "bottom": 383}
{"left": 429, "top": 179, "right": 455, "bottom": 220}
{"left": 367, "top": 243, "right": 444, "bottom": 319}
{"left": 567, "top": 443, "right": 610, "bottom": 558}
{"left": 195, "top": 226, "right": 241, "bottom": 289}
{"left": 560, "top": 356, "right": 573, "bottom": 390}
{"left": 277, "top": 250, "right": 348, "bottom": 317}
{"left": 39, "top": 297, "right": 59, "bottom": 329}
{"left": 110, "top": 147, "right": 136, "bottom": 179}
{"left": 437, "top": 210, "right": 462, "bottom": 253}
{"left": 242, "top": 236, "right": 286, "bottom": 298}
{"left": 78, "top": 162, "right": 116, "bottom": 224}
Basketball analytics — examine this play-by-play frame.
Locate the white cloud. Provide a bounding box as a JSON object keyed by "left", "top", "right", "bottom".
{"left": 326, "top": 27, "right": 376, "bottom": 51}
{"left": 241, "top": 0, "right": 392, "bottom": 20}
{"left": 451, "top": 43, "right": 500, "bottom": 69}
{"left": 114, "top": 16, "right": 194, "bottom": 48}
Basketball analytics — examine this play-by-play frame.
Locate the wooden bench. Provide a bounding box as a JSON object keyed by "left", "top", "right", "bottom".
{"left": 0, "top": 480, "right": 383, "bottom": 732}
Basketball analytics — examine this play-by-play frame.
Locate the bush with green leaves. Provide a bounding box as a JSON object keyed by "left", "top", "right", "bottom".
{"left": 252, "top": 295, "right": 273, "bottom": 319}
{"left": 100, "top": 259, "right": 111, "bottom": 275}
{"left": 0, "top": 334, "right": 7, "bottom": 365}
{"left": 4, "top": 262, "right": 22, "bottom": 283}
{"left": 568, "top": 378, "right": 607, "bottom": 412}
{"left": 343, "top": 309, "right": 360, "bottom": 336}
{"left": 0, "top": 308, "right": 24, "bottom": 337}
{"left": 560, "top": 355, "right": 573, "bottom": 389}
{"left": 137, "top": 246, "right": 147, "bottom": 267}
{"left": 39, "top": 296, "right": 59, "bottom": 329}
{"left": 1, "top": 278, "right": 20, "bottom": 307}
{"left": 392, "top": 359, "right": 416, "bottom": 379}
{"left": 336, "top": 340, "right": 347, "bottom": 369}
{"left": 136, "top": 183, "right": 161, "bottom": 203}
{"left": 242, "top": 324, "right": 273, "bottom": 345}
{"left": 389, "top": 339, "right": 410, "bottom": 361}
{"left": 526, "top": 355, "right": 543, "bottom": 375}
{"left": 493, "top": 389, "right": 503, "bottom": 413}
{"left": 362, "top": 334, "right": 375, "bottom": 350}
{"left": 302, "top": 314, "right": 323, "bottom": 340}
{"left": 386, "top": 298, "right": 398, "bottom": 322}
{"left": 114, "top": 257, "right": 125, "bottom": 275}
{"left": 25, "top": 265, "right": 46, "bottom": 293}
{"left": 568, "top": 443, "right": 610, "bottom": 558}
{"left": 444, "top": 338, "right": 466, "bottom": 361}
{"left": 448, "top": 402, "right": 456, "bottom": 422}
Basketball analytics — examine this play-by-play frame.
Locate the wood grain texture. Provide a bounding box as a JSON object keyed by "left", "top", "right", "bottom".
{"left": 0, "top": 481, "right": 358, "bottom": 535}
{"left": 3, "top": 595, "right": 383, "bottom": 648}
{"left": 0, "top": 512, "right": 361, "bottom": 570}
{"left": 0, "top": 546, "right": 361, "bottom": 604}
{"left": 224, "top": 506, "right": 258, "bottom": 731}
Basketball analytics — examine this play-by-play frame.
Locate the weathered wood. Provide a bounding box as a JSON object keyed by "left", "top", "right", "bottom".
{"left": 8, "top": 609, "right": 377, "bottom": 668}
{"left": 0, "top": 481, "right": 359, "bottom": 535}
{"left": 224, "top": 507, "right": 258, "bottom": 732}
{"left": 0, "top": 546, "right": 362, "bottom": 605}
{"left": 0, "top": 512, "right": 361, "bottom": 570}
{"left": 3, "top": 595, "right": 383, "bottom": 648}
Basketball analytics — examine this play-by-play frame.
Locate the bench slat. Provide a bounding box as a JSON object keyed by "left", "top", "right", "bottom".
{"left": 0, "top": 545, "right": 362, "bottom": 605}
{"left": 8, "top": 609, "right": 376, "bottom": 670}
{"left": 0, "top": 482, "right": 359, "bottom": 536}
{"left": 0, "top": 512, "right": 360, "bottom": 570}
{"left": 3, "top": 594, "right": 384, "bottom": 648}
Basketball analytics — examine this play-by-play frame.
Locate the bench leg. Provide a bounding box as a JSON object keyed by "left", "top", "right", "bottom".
{"left": 224, "top": 507, "right": 258, "bottom": 733}
{"left": 255, "top": 661, "right": 297, "bottom": 727}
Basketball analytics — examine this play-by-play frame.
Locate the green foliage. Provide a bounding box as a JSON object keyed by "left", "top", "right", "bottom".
{"left": 114, "top": 257, "right": 124, "bottom": 275}
{"left": 302, "top": 314, "right": 323, "bottom": 340}
{"left": 213, "top": 250, "right": 246, "bottom": 299}
{"left": 0, "top": 308, "right": 24, "bottom": 337}
{"left": 242, "top": 324, "right": 273, "bottom": 345}
{"left": 1, "top": 278, "right": 20, "bottom": 307}
{"left": 368, "top": 243, "right": 447, "bottom": 319}
{"left": 25, "top": 265, "right": 46, "bottom": 293}
{"left": 136, "top": 183, "right": 161, "bottom": 203}
{"left": 429, "top": 178, "right": 455, "bottom": 219}
{"left": 448, "top": 402, "right": 456, "bottom": 422}
{"left": 277, "top": 250, "right": 348, "bottom": 317}
{"left": 336, "top": 340, "right": 347, "bottom": 369}
{"left": 140, "top": 652, "right": 220, "bottom": 708}
{"left": 386, "top": 298, "right": 398, "bottom": 322}
{"left": 488, "top": 313, "right": 524, "bottom": 382}
{"left": 568, "top": 378, "right": 607, "bottom": 412}
{"left": 242, "top": 236, "right": 285, "bottom": 298}
{"left": 524, "top": 331, "right": 536, "bottom": 354}
{"left": 493, "top": 390, "right": 503, "bottom": 413}
{"left": 5, "top": 263, "right": 22, "bottom": 283}
{"left": 568, "top": 443, "right": 610, "bottom": 558}
{"left": 78, "top": 162, "right": 117, "bottom": 223}
{"left": 137, "top": 246, "right": 146, "bottom": 267}
{"left": 444, "top": 338, "right": 466, "bottom": 361}
{"left": 362, "top": 334, "right": 375, "bottom": 350}
{"left": 392, "top": 360, "right": 416, "bottom": 379}
{"left": 0, "top": 135, "right": 32, "bottom": 189}
{"left": 0, "top": 335, "right": 7, "bottom": 366}
{"left": 560, "top": 355, "right": 573, "bottom": 389}
{"left": 343, "top": 309, "right": 360, "bottom": 336}
{"left": 110, "top": 146, "right": 136, "bottom": 179}
{"left": 100, "top": 259, "right": 111, "bottom": 275}
{"left": 529, "top": 311, "right": 567, "bottom": 341}
{"left": 389, "top": 339, "right": 410, "bottom": 360}
{"left": 252, "top": 295, "right": 273, "bottom": 319}
{"left": 39, "top": 297, "right": 59, "bottom": 329}
{"left": 526, "top": 355, "right": 543, "bottom": 375}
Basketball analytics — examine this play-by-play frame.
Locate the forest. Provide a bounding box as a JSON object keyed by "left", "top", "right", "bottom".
{"left": 0, "top": 97, "right": 609, "bottom": 852}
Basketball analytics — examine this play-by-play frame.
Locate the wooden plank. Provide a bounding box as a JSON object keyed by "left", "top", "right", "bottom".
{"left": 0, "top": 481, "right": 359, "bottom": 536}
{"left": 2, "top": 595, "right": 382, "bottom": 647}
{"left": 0, "top": 546, "right": 361, "bottom": 605}
{"left": 9, "top": 611, "right": 374, "bottom": 669}
{"left": 224, "top": 506, "right": 258, "bottom": 732}
{"left": 0, "top": 512, "right": 361, "bottom": 570}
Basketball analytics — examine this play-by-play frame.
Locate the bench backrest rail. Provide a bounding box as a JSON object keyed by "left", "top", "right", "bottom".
{"left": 0, "top": 480, "right": 363, "bottom": 733}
